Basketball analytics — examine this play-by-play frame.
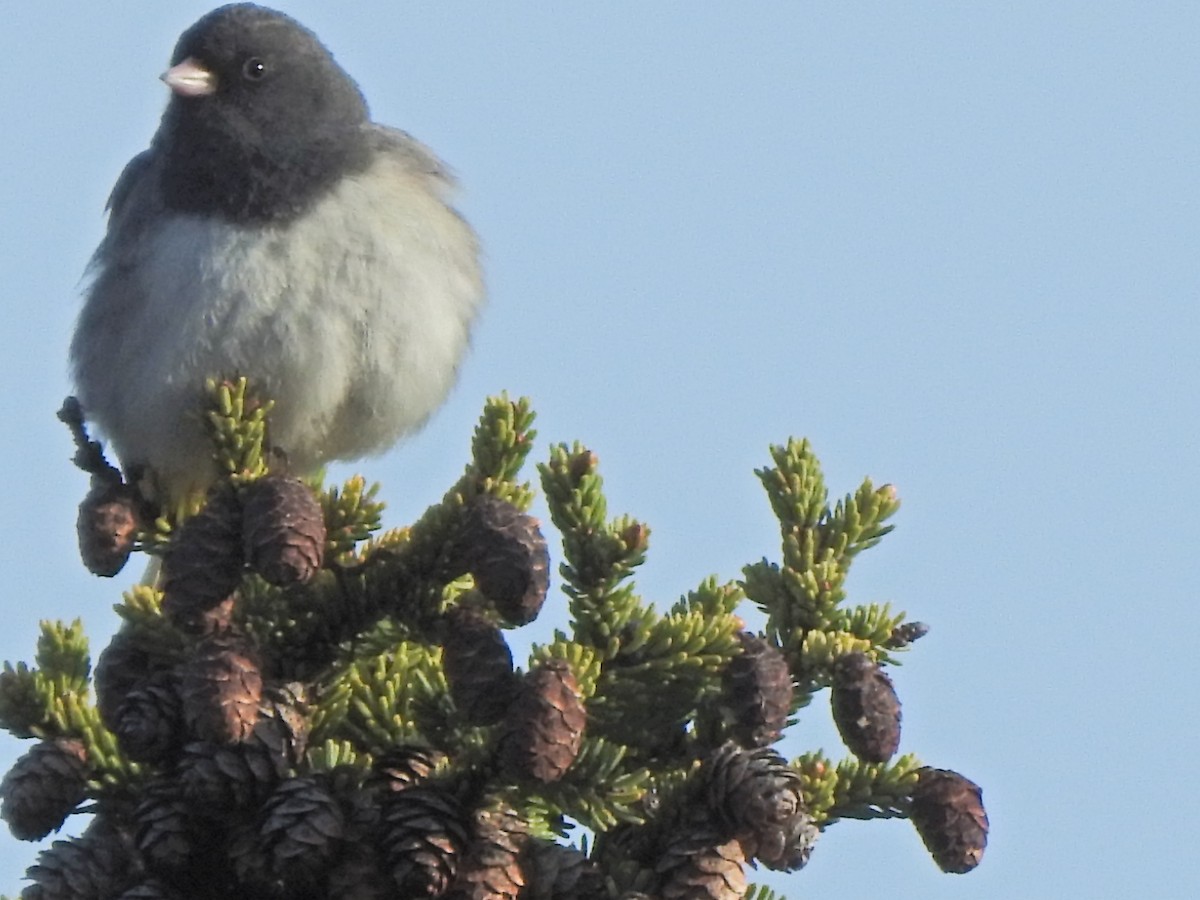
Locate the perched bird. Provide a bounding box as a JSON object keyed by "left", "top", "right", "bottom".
{"left": 71, "top": 3, "right": 483, "bottom": 505}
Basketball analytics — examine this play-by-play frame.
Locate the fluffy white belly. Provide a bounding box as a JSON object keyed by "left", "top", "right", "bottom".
{"left": 74, "top": 159, "right": 481, "bottom": 498}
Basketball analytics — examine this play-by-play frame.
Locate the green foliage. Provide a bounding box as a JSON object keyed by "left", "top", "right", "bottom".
{"left": 34, "top": 620, "right": 90, "bottom": 694}
{"left": 0, "top": 389, "right": 978, "bottom": 899}
{"left": 745, "top": 438, "right": 907, "bottom": 704}
{"left": 205, "top": 376, "right": 274, "bottom": 485}
{"left": 312, "top": 639, "right": 453, "bottom": 751}
{"left": 320, "top": 475, "right": 386, "bottom": 563}
{"left": 795, "top": 750, "right": 921, "bottom": 826}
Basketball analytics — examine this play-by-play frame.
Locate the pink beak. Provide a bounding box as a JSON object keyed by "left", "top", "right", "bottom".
{"left": 161, "top": 57, "right": 217, "bottom": 97}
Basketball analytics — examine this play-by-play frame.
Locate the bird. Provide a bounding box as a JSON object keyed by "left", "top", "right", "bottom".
{"left": 70, "top": 3, "right": 483, "bottom": 508}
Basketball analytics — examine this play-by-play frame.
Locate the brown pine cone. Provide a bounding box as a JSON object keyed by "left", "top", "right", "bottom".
{"left": 702, "top": 742, "right": 817, "bottom": 872}
{"left": 656, "top": 822, "right": 746, "bottom": 900}
{"left": 113, "top": 669, "right": 183, "bottom": 764}
{"left": 93, "top": 633, "right": 158, "bottom": 734}
{"left": 449, "top": 802, "right": 529, "bottom": 900}
{"left": 353, "top": 747, "right": 448, "bottom": 841}
{"left": 372, "top": 745, "right": 449, "bottom": 793}
{"left": 241, "top": 475, "right": 326, "bottom": 586}
{"left": 234, "top": 775, "right": 345, "bottom": 895}
{"left": 77, "top": 480, "right": 142, "bottom": 577}
{"left": 179, "top": 634, "right": 263, "bottom": 744}
{"left": 830, "top": 651, "right": 902, "bottom": 763}
{"left": 133, "top": 782, "right": 199, "bottom": 878}
{"left": 720, "top": 632, "right": 793, "bottom": 748}
{"left": 1, "top": 738, "right": 89, "bottom": 841}
{"left": 381, "top": 785, "right": 470, "bottom": 897}
{"left": 457, "top": 495, "right": 549, "bottom": 627}
{"left": 441, "top": 606, "right": 519, "bottom": 726}
{"left": 498, "top": 659, "right": 586, "bottom": 784}
{"left": 161, "top": 484, "right": 245, "bottom": 633}
{"left": 522, "top": 840, "right": 604, "bottom": 900}
{"left": 177, "top": 739, "right": 287, "bottom": 813}
{"left": 22, "top": 825, "right": 134, "bottom": 900}
{"left": 909, "top": 767, "right": 989, "bottom": 874}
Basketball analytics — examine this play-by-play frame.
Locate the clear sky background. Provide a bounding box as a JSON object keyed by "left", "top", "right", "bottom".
{"left": 1, "top": 3, "right": 1196, "bottom": 897}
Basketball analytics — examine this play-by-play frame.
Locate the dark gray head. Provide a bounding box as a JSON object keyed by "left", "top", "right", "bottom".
{"left": 155, "top": 3, "right": 371, "bottom": 223}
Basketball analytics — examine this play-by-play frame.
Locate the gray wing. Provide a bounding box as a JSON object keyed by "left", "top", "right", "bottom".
{"left": 365, "top": 124, "right": 459, "bottom": 192}
{"left": 105, "top": 149, "right": 157, "bottom": 217}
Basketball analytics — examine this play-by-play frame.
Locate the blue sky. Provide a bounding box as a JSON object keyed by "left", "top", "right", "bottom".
{"left": 2, "top": 3, "right": 1197, "bottom": 897}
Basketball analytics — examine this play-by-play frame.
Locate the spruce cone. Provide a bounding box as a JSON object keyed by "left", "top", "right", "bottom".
{"left": 830, "top": 651, "right": 901, "bottom": 763}
{"left": 133, "top": 783, "right": 199, "bottom": 877}
{"left": 22, "top": 825, "right": 134, "bottom": 900}
{"left": 441, "top": 606, "right": 519, "bottom": 726}
{"left": 381, "top": 786, "right": 470, "bottom": 897}
{"left": 94, "top": 633, "right": 157, "bottom": 733}
{"left": 355, "top": 747, "right": 447, "bottom": 840}
{"left": 177, "top": 739, "right": 286, "bottom": 813}
{"left": 703, "top": 742, "right": 817, "bottom": 871}
{"left": 909, "top": 767, "right": 989, "bottom": 874}
{"left": 450, "top": 802, "right": 529, "bottom": 900}
{"left": 656, "top": 824, "right": 746, "bottom": 900}
{"left": 522, "top": 840, "right": 603, "bottom": 900}
{"left": 458, "top": 495, "right": 549, "bottom": 626}
{"left": 372, "top": 745, "right": 448, "bottom": 793}
{"left": 499, "top": 659, "right": 586, "bottom": 784}
{"left": 720, "top": 632, "right": 793, "bottom": 748}
{"left": 179, "top": 634, "right": 263, "bottom": 744}
{"left": 77, "top": 480, "right": 141, "bottom": 577}
{"left": 161, "top": 485, "right": 244, "bottom": 633}
{"left": 241, "top": 475, "right": 326, "bottom": 586}
{"left": 235, "top": 775, "right": 345, "bottom": 895}
{"left": 1, "top": 738, "right": 89, "bottom": 841}
{"left": 113, "top": 670, "right": 183, "bottom": 764}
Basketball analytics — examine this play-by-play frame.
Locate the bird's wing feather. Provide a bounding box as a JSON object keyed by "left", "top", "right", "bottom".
{"left": 105, "top": 149, "right": 157, "bottom": 217}
{"left": 366, "top": 124, "right": 459, "bottom": 191}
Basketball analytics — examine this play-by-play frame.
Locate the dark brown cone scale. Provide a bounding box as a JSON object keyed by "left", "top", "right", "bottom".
{"left": 457, "top": 495, "right": 549, "bottom": 626}
{"left": 910, "top": 767, "right": 989, "bottom": 874}
{"left": 1, "top": 738, "right": 89, "bottom": 841}
{"left": 113, "top": 669, "right": 184, "bottom": 764}
{"left": 179, "top": 635, "right": 264, "bottom": 744}
{"left": 242, "top": 474, "right": 326, "bottom": 585}
{"left": 238, "top": 775, "right": 346, "bottom": 895}
{"left": 381, "top": 785, "right": 470, "bottom": 897}
{"left": 22, "top": 821, "right": 134, "bottom": 900}
{"left": 721, "top": 632, "right": 793, "bottom": 748}
{"left": 702, "top": 742, "right": 817, "bottom": 872}
{"left": 499, "top": 659, "right": 586, "bottom": 784}
{"left": 77, "top": 480, "right": 141, "bottom": 577}
{"left": 451, "top": 802, "right": 529, "bottom": 900}
{"left": 161, "top": 484, "right": 244, "bottom": 633}
{"left": 441, "top": 606, "right": 519, "bottom": 726}
{"left": 656, "top": 822, "right": 747, "bottom": 900}
{"left": 93, "top": 633, "right": 157, "bottom": 735}
{"left": 830, "top": 651, "right": 902, "bottom": 763}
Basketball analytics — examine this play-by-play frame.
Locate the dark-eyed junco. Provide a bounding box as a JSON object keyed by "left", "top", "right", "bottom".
{"left": 71, "top": 3, "right": 483, "bottom": 503}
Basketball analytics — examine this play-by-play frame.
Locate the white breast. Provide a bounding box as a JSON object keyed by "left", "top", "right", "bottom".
{"left": 73, "top": 151, "right": 482, "bottom": 499}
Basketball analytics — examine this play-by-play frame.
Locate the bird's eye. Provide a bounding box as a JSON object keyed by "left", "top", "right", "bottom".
{"left": 241, "top": 57, "right": 267, "bottom": 81}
